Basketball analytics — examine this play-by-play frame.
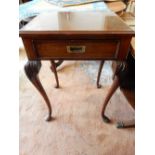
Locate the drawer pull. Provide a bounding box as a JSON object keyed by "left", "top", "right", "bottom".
{"left": 67, "top": 46, "right": 85, "bottom": 53}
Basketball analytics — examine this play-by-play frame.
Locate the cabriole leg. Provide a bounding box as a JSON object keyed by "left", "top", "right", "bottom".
{"left": 24, "top": 60, "right": 52, "bottom": 121}
{"left": 101, "top": 62, "right": 127, "bottom": 123}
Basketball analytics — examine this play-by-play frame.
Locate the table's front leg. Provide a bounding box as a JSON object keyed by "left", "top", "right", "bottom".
{"left": 101, "top": 62, "right": 126, "bottom": 123}
{"left": 24, "top": 60, "right": 52, "bottom": 121}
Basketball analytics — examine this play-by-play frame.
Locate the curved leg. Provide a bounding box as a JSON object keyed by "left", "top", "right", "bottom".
{"left": 101, "top": 75, "right": 120, "bottom": 123}
{"left": 24, "top": 60, "right": 52, "bottom": 121}
{"left": 101, "top": 62, "right": 127, "bottom": 123}
{"left": 97, "top": 61, "right": 104, "bottom": 88}
{"left": 50, "top": 60, "right": 60, "bottom": 88}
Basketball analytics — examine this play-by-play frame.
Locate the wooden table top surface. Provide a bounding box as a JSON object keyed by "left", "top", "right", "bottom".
{"left": 20, "top": 11, "right": 134, "bottom": 35}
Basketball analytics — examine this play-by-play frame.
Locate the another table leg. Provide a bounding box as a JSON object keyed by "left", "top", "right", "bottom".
{"left": 55, "top": 60, "right": 64, "bottom": 68}
{"left": 24, "top": 60, "right": 52, "bottom": 121}
{"left": 101, "top": 62, "right": 130, "bottom": 125}
{"left": 50, "top": 60, "right": 63, "bottom": 72}
{"left": 50, "top": 60, "right": 60, "bottom": 88}
{"left": 97, "top": 60, "right": 104, "bottom": 88}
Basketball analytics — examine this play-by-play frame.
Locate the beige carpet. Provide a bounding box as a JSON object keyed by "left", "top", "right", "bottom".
{"left": 19, "top": 49, "right": 134, "bottom": 155}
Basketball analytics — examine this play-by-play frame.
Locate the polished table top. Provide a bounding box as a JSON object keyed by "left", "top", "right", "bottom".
{"left": 20, "top": 11, "right": 134, "bottom": 61}
{"left": 20, "top": 11, "right": 133, "bottom": 34}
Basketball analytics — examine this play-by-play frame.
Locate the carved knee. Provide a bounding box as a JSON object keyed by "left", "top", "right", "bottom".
{"left": 24, "top": 61, "right": 41, "bottom": 80}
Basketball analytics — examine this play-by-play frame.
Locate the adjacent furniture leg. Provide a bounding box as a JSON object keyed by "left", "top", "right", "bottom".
{"left": 97, "top": 61, "right": 104, "bottom": 88}
{"left": 24, "top": 60, "right": 52, "bottom": 121}
{"left": 50, "top": 60, "right": 60, "bottom": 88}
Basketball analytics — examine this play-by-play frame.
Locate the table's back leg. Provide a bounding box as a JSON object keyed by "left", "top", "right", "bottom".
{"left": 55, "top": 60, "right": 64, "bottom": 68}
{"left": 97, "top": 61, "right": 104, "bottom": 88}
{"left": 50, "top": 60, "right": 60, "bottom": 88}
{"left": 50, "top": 60, "right": 64, "bottom": 72}
{"left": 24, "top": 60, "right": 52, "bottom": 121}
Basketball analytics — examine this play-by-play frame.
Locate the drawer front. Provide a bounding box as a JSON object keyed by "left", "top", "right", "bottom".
{"left": 31, "top": 39, "right": 120, "bottom": 59}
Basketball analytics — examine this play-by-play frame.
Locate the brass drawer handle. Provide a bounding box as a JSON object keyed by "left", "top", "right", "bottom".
{"left": 67, "top": 46, "right": 86, "bottom": 53}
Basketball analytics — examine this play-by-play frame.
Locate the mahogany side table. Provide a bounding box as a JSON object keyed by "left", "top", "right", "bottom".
{"left": 19, "top": 11, "right": 134, "bottom": 121}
